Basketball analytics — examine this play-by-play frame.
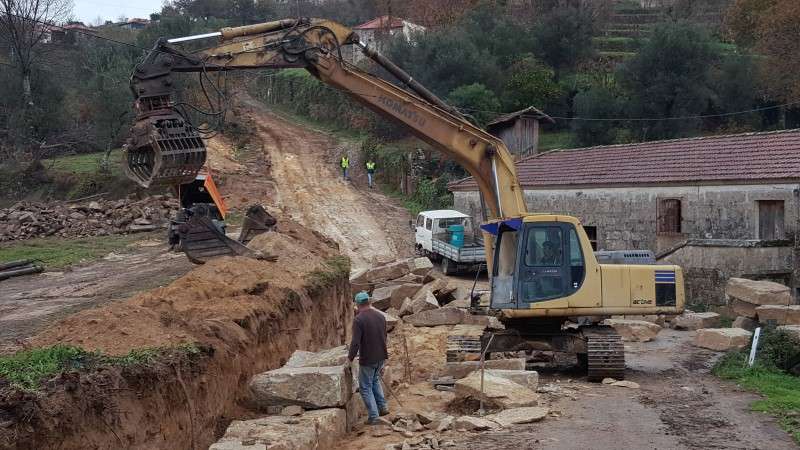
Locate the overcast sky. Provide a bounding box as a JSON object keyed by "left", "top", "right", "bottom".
{"left": 73, "top": 0, "right": 164, "bottom": 24}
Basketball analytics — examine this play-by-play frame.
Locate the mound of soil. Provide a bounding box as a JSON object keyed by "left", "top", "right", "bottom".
{"left": 29, "top": 219, "right": 340, "bottom": 355}
{"left": 2, "top": 217, "right": 354, "bottom": 450}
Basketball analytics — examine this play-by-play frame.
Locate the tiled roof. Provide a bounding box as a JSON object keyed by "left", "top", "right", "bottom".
{"left": 354, "top": 15, "right": 406, "bottom": 30}
{"left": 449, "top": 129, "right": 800, "bottom": 191}
{"left": 486, "top": 106, "right": 555, "bottom": 130}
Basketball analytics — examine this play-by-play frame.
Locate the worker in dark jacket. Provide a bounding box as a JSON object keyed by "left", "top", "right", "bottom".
{"left": 348, "top": 291, "right": 389, "bottom": 424}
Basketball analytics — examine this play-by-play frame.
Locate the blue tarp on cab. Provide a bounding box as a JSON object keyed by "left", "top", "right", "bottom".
{"left": 480, "top": 218, "right": 523, "bottom": 235}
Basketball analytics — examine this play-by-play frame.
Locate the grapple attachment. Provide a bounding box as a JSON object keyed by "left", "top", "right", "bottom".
{"left": 124, "top": 114, "right": 207, "bottom": 188}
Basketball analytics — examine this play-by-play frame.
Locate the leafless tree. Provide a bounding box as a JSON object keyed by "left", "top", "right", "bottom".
{"left": 0, "top": 0, "right": 73, "bottom": 104}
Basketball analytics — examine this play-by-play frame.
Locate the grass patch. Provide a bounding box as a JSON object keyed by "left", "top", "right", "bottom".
{"left": 0, "top": 233, "right": 149, "bottom": 269}
{"left": 0, "top": 344, "right": 202, "bottom": 391}
{"left": 305, "top": 255, "right": 351, "bottom": 295}
{"left": 539, "top": 131, "right": 576, "bottom": 151}
{"left": 713, "top": 329, "right": 800, "bottom": 443}
{"left": 42, "top": 150, "right": 123, "bottom": 177}
{"left": 0, "top": 345, "right": 87, "bottom": 390}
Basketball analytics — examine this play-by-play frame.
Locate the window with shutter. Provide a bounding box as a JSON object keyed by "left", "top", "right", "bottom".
{"left": 657, "top": 199, "right": 682, "bottom": 234}
{"left": 758, "top": 200, "right": 785, "bottom": 240}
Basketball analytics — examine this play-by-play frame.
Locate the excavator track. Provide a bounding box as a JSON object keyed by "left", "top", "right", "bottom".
{"left": 585, "top": 334, "right": 625, "bottom": 381}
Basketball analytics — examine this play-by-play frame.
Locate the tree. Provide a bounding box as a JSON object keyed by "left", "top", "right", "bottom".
{"left": 572, "top": 85, "right": 621, "bottom": 146}
{"left": 532, "top": 5, "right": 596, "bottom": 74}
{"left": 618, "top": 22, "right": 720, "bottom": 139}
{"left": 0, "top": 0, "right": 73, "bottom": 103}
{"left": 447, "top": 83, "right": 501, "bottom": 126}
{"left": 752, "top": 0, "right": 800, "bottom": 103}
{"left": 502, "top": 55, "right": 562, "bottom": 112}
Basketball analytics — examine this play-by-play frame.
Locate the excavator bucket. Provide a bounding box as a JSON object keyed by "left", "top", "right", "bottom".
{"left": 238, "top": 204, "right": 277, "bottom": 245}
{"left": 177, "top": 214, "right": 262, "bottom": 264}
{"left": 124, "top": 114, "right": 207, "bottom": 188}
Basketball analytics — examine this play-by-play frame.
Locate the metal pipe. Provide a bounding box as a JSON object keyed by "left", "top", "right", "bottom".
{"left": 0, "top": 265, "right": 43, "bottom": 281}
{"left": 0, "top": 259, "right": 33, "bottom": 271}
{"left": 167, "top": 32, "right": 222, "bottom": 44}
{"left": 356, "top": 40, "right": 462, "bottom": 118}
{"left": 491, "top": 155, "right": 503, "bottom": 218}
{"left": 220, "top": 19, "right": 304, "bottom": 40}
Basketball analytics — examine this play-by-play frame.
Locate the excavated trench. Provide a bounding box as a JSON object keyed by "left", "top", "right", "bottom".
{"left": 0, "top": 219, "right": 353, "bottom": 450}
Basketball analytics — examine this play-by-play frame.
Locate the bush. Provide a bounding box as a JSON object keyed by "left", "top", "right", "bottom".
{"left": 447, "top": 83, "right": 501, "bottom": 126}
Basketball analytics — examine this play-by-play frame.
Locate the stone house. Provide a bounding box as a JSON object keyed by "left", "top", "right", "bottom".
{"left": 347, "top": 16, "right": 424, "bottom": 64}
{"left": 449, "top": 129, "right": 800, "bottom": 305}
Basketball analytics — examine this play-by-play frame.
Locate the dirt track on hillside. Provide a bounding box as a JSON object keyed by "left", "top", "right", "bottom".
{"left": 233, "top": 95, "right": 413, "bottom": 270}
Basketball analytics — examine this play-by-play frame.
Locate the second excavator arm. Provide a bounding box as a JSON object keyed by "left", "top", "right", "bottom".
{"left": 126, "top": 18, "right": 527, "bottom": 223}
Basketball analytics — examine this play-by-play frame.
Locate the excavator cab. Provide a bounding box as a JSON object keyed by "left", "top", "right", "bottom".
{"left": 488, "top": 218, "right": 587, "bottom": 309}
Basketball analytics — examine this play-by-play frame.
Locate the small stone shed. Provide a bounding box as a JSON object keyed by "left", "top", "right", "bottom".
{"left": 449, "top": 129, "right": 800, "bottom": 305}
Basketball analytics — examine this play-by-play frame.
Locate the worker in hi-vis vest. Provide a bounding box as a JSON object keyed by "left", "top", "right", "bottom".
{"left": 365, "top": 160, "right": 376, "bottom": 188}
{"left": 340, "top": 154, "right": 350, "bottom": 180}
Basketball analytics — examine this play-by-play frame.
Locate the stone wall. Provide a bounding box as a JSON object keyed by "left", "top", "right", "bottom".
{"left": 453, "top": 183, "right": 799, "bottom": 252}
{"left": 660, "top": 240, "right": 794, "bottom": 306}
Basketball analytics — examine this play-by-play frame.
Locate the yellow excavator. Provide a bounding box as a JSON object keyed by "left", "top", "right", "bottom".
{"left": 124, "top": 18, "right": 684, "bottom": 379}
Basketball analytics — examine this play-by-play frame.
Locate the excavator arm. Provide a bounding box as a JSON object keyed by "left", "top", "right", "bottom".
{"left": 126, "top": 18, "right": 526, "bottom": 223}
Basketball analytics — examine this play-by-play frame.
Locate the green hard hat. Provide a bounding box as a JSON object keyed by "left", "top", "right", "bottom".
{"left": 354, "top": 291, "right": 370, "bottom": 304}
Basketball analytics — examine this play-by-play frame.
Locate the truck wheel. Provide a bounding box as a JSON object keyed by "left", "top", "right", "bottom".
{"left": 441, "top": 258, "right": 456, "bottom": 275}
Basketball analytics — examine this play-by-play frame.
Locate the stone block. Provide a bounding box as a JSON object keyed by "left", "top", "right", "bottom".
{"left": 730, "top": 299, "right": 758, "bottom": 319}
{"left": 732, "top": 316, "right": 758, "bottom": 331}
{"left": 672, "top": 312, "right": 720, "bottom": 330}
{"left": 405, "top": 308, "right": 467, "bottom": 326}
{"left": 726, "top": 277, "right": 791, "bottom": 306}
{"left": 375, "top": 308, "right": 399, "bottom": 332}
{"left": 603, "top": 319, "right": 661, "bottom": 342}
{"left": 453, "top": 416, "right": 500, "bottom": 431}
{"left": 693, "top": 328, "right": 752, "bottom": 351}
{"left": 285, "top": 345, "right": 348, "bottom": 368}
{"left": 411, "top": 257, "right": 434, "bottom": 276}
{"left": 445, "top": 358, "right": 527, "bottom": 379}
{"left": 777, "top": 325, "right": 800, "bottom": 341}
{"left": 250, "top": 365, "right": 351, "bottom": 409}
{"left": 756, "top": 305, "right": 800, "bottom": 326}
{"left": 371, "top": 283, "right": 423, "bottom": 310}
{"left": 486, "top": 407, "right": 548, "bottom": 427}
{"left": 352, "top": 259, "right": 413, "bottom": 286}
{"left": 390, "top": 273, "right": 425, "bottom": 284}
{"left": 483, "top": 369, "right": 538, "bottom": 390}
{"left": 454, "top": 371, "right": 539, "bottom": 409}
{"left": 409, "top": 289, "right": 440, "bottom": 315}
{"left": 210, "top": 409, "right": 346, "bottom": 450}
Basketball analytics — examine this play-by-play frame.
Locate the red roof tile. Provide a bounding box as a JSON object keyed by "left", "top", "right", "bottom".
{"left": 449, "top": 129, "right": 800, "bottom": 191}
{"left": 354, "top": 15, "right": 406, "bottom": 30}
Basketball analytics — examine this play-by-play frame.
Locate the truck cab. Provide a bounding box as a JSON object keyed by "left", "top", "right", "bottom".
{"left": 414, "top": 210, "right": 471, "bottom": 252}
{"left": 414, "top": 210, "right": 484, "bottom": 274}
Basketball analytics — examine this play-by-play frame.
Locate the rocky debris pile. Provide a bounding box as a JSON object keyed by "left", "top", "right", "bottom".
{"left": 445, "top": 357, "right": 526, "bottom": 380}
{"left": 0, "top": 195, "right": 178, "bottom": 241}
{"left": 351, "top": 257, "right": 503, "bottom": 331}
{"left": 214, "top": 345, "right": 369, "bottom": 449}
{"left": 381, "top": 405, "right": 549, "bottom": 449}
{"left": 693, "top": 328, "right": 753, "bottom": 351}
{"left": 603, "top": 318, "right": 662, "bottom": 342}
{"left": 726, "top": 278, "right": 795, "bottom": 326}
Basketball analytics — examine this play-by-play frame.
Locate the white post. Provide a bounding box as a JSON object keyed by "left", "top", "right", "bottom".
{"left": 748, "top": 327, "right": 762, "bottom": 367}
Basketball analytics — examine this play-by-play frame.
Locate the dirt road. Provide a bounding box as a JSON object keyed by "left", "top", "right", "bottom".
{"left": 0, "top": 239, "right": 192, "bottom": 353}
{"left": 234, "top": 96, "right": 413, "bottom": 271}
{"left": 344, "top": 328, "right": 797, "bottom": 450}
